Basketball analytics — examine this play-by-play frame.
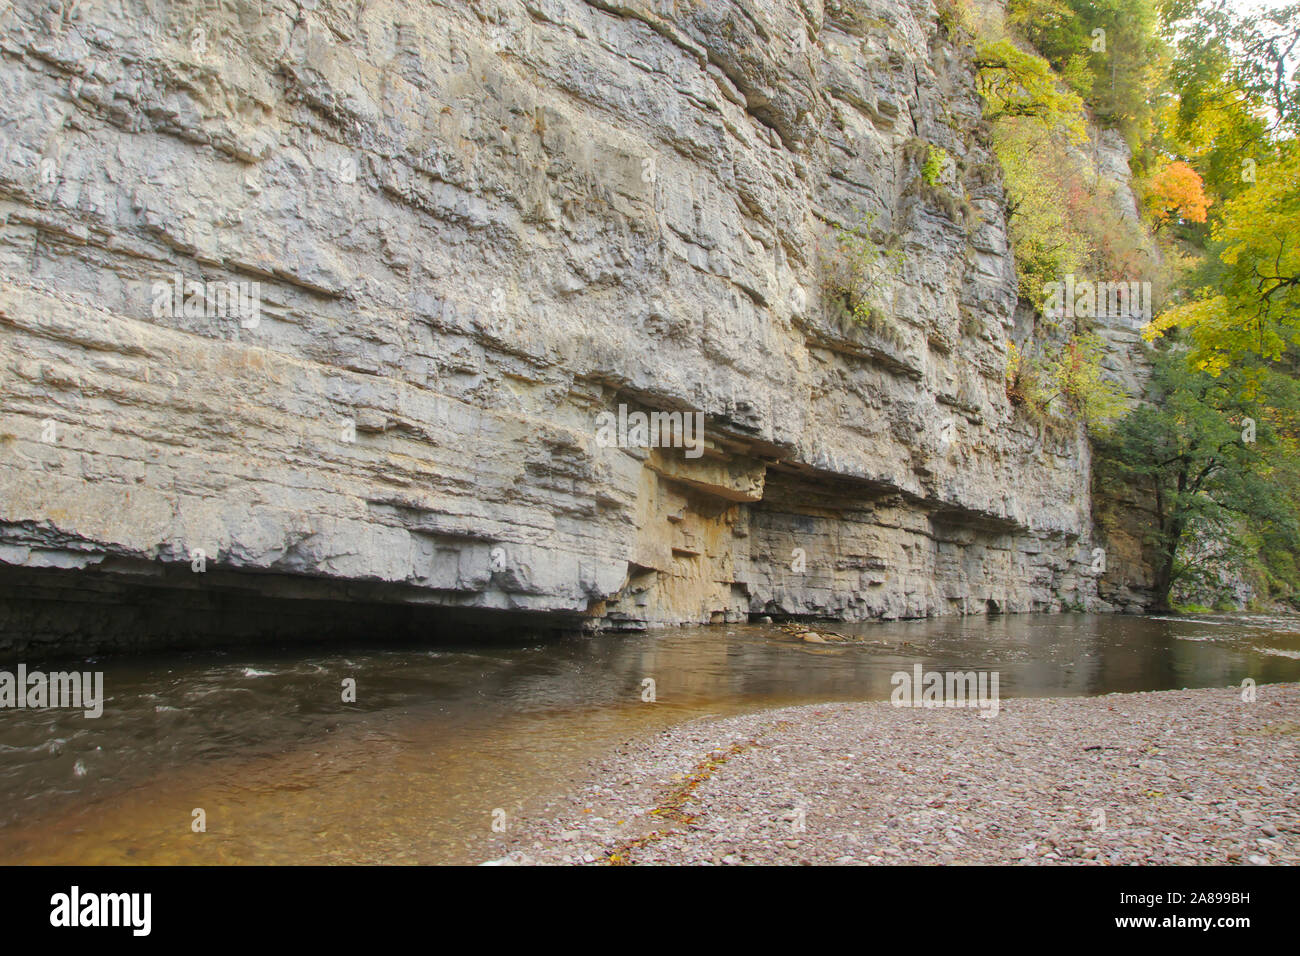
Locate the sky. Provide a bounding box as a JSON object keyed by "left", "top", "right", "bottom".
{"left": 1224, "top": 0, "right": 1295, "bottom": 12}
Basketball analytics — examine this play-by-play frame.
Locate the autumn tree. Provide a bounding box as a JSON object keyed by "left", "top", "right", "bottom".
{"left": 1144, "top": 159, "right": 1211, "bottom": 227}
{"left": 1145, "top": 144, "right": 1300, "bottom": 379}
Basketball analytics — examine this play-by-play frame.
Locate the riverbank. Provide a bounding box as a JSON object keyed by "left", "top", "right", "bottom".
{"left": 488, "top": 683, "right": 1300, "bottom": 865}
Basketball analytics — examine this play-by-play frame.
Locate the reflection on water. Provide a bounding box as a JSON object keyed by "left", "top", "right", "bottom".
{"left": 1, "top": 613, "right": 1298, "bottom": 864}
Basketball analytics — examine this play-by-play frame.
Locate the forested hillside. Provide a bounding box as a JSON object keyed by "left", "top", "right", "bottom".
{"left": 961, "top": 0, "right": 1300, "bottom": 611}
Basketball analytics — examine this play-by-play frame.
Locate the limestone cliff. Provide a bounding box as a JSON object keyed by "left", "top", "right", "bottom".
{"left": 0, "top": 0, "right": 1121, "bottom": 654}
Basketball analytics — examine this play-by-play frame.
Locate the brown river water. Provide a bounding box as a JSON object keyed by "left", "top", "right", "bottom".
{"left": 1, "top": 613, "right": 1298, "bottom": 864}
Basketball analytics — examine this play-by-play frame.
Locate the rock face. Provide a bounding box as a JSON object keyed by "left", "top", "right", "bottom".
{"left": 0, "top": 0, "right": 1116, "bottom": 655}
{"left": 1065, "top": 125, "right": 1161, "bottom": 613}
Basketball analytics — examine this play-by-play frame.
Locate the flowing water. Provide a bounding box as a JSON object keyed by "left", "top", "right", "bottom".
{"left": 1, "top": 613, "right": 1298, "bottom": 865}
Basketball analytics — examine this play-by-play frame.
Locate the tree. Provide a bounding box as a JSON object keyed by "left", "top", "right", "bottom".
{"left": 974, "top": 38, "right": 1088, "bottom": 140}
{"left": 1144, "top": 159, "right": 1212, "bottom": 227}
{"left": 1145, "top": 144, "right": 1300, "bottom": 379}
{"left": 1094, "top": 349, "right": 1300, "bottom": 610}
{"left": 1160, "top": 32, "right": 1272, "bottom": 203}
{"left": 1163, "top": 0, "right": 1300, "bottom": 139}
{"left": 1009, "top": 0, "right": 1166, "bottom": 144}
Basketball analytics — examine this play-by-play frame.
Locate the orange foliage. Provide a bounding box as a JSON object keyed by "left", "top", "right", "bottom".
{"left": 1146, "top": 160, "right": 1212, "bottom": 225}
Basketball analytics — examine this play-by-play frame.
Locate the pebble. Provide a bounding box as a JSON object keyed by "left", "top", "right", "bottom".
{"left": 492, "top": 684, "right": 1300, "bottom": 866}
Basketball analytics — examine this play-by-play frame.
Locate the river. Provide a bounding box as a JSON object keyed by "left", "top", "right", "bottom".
{"left": 1, "top": 613, "right": 1298, "bottom": 864}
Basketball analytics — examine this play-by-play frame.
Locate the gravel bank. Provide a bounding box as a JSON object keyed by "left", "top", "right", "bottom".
{"left": 489, "top": 684, "right": 1300, "bottom": 865}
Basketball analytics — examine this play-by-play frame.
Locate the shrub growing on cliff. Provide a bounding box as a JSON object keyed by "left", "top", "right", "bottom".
{"left": 994, "top": 119, "right": 1089, "bottom": 302}
{"left": 820, "top": 218, "right": 901, "bottom": 332}
{"left": 922, "top": 146, "right": 949, "bottom": 187}
{"left": 973, "top": 8, "right": 1160, "bottom": 306}
{"left": 993, "top": 112, "right": 1159, "bottom": 306}
{"left": 1005, "top": 334, "right": 1125, "bottom": 428}
{"left": 1004, "top": 341, "right": 1042, "bottom": 409}
{"left": 971, "top": 30, "right": 1093, "bottom": 304}
{"left": 935, "top": 0, "right": 976, "bottom": 36}
{"left": 1042, "top": 332, "right": 1127, "bottom": 426}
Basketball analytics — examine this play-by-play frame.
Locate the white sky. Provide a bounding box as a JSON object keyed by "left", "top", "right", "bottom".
{"left": 1224, "top": 0, "right": 1294, "bottom": 12}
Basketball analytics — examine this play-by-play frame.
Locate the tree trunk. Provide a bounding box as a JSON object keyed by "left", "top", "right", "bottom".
{"left": 1151, "top": 548, "right": 1176, "bottom": 612}
{"left": 1151, "top": 514, "right": 1185, "bottom": 613}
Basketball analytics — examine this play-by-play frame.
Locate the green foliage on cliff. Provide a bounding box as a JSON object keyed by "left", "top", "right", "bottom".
{"left": 968, "top": 6, "right": 1162, "bottom": 311}
{"left": 973, "top": 38, "right": 1088, "bottom": 140}
{"left": 948, "top": 0, "right": 1300, "bottom": 609}
{"left": 1045, "top": 333, "right": 1129, "bottom": 425}
{"left": 992, "top": 118, "right": 1088, "bottom": 303}
{"left": 921, "top": 145, "right": 950, "bottom": 187}
{"left": 1006, "top": 0, "right": 1164, "bottom": 146}
{"left": 820, "top": 217, "right": 903, "bottom": 334}
{"left": 987, "top": 0, "right": 1300, "bottom": 610}
{"left": 1005, "top": 335, "right": 1126, "bottom": 428}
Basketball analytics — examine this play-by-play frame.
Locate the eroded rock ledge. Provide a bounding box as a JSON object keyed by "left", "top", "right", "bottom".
{"left": 0, "top": 0, "right": 1126, "bottom": 655}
